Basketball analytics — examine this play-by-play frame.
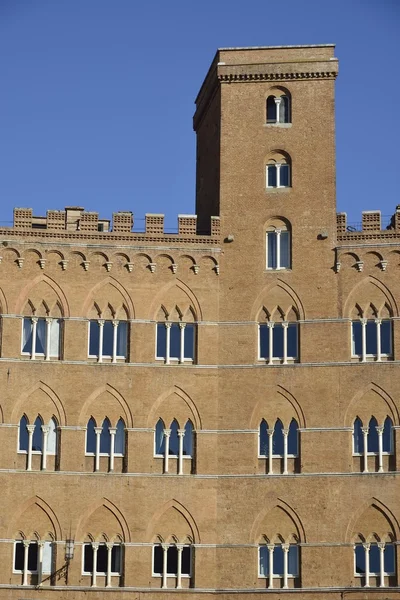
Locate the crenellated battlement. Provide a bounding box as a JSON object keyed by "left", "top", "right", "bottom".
{"left": 8, "top": 206, "right": 220, "bottom": 245}
{"left": 336, "top": 206, "right": 400, "bottom": 243}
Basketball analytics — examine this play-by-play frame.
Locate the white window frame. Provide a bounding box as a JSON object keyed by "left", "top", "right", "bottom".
{"left": 351, "top": 319, "right": 392, "bottom": 362}
{"left": 354, "top": 542, "right": 395, "bottom": 582}
{"left": 87, "top": 319, "right": 128, "bottom": 362}
{"left": 81, "top": 542, "right": 122, "bottom": 577}
{"left": 13, "top": 540, "right": 38, "bottom": 575}
{"left": 258, "top": 323, "right": 298, "bottom": 364}
{"left": 21, "top": 317, "right": 61, "bottom": 360}
{"left": 258, "top": 544, "right": 299, "bottom": 589}
{"left": 152, "top": 544, "right": 192, "bottom": 577}
{"left": 266, "top": 162, "right": 291, "bottom": 189}
{"left": 266, "top": 95, "right": 291, "bottom": 124}
{"left": 265, "top": 229, "right": 291, "bottom": 271}
{"left": 155, "top": 322, "right": 195, "bottom": 365}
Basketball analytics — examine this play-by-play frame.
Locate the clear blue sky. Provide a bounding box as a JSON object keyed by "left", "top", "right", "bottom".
{"left": 0, "top": 0, "right": 399, "bottom": 230}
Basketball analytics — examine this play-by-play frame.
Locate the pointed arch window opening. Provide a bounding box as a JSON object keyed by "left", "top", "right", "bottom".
{"left": 18, "top": 415, "right": 58, "bottom": 471}
{"left": 259, "top": 419, "right": 299, "bottom": 474}
{"left": 13, "top": 539, "right": 54, "bottom": 584}
{"left": 156, "top": 322, "right": 196, "bottom": 364}
{"left": 354, "top": 542, "right": 395, "bottom": 585}
{"left": 88, "top": 319, "right": 128, "bottom": 362}
{"left": 85, "top": 417, "right": 126, "bottom": 471}
{"left": 152, "top": 543, "right": 192, "bottom": 587}
{"left": 259, "top": 322, "right": 298, "bottom": 364}
{"left": 351, "top": 319, "right": 392, "bottom": 362}
{"left": 21, "top": 317, "right": 61, "bottom": 360}
{"left": 353, "top": 416, "right": 393, "bottom": 473}
{"left": 82, "top": 542, "right": 122, "bottom": 586}
{"left": 259, "top": 544, "right": 299, "bottom": 588}
{"left": 154, "top": 418, "right": 194, "bottom": 475}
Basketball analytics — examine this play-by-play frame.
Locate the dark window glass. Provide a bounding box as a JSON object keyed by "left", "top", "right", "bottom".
{"left": 153, "top": 545, "right": 163, "bottom": 574}
{"left": 273, "top": 545, "right": 284, "bottom": 575}
{"left": 280, "top": 164, "right": 290, "bottom": 187}
{"left": 184, "top": 324, "right": 195, "bottom": 359}
{"left": 273, "top": 324, "right": 284, "bottom": 358}
{"left": 167, "top": 546, "right": 178, "bottom": 574}
{"left": 355, "top": 545, "right": 365, "bottom": 574}
{"left": 84, "top": 544, "right": 94, "bottom": 573}
{"left": 381, "top": 320, "right": 391, "bottom": 354}
{"left": 384, "top": 544, "right": 395, "bottom": 573}
{"left": 367, "top": 417, "right": 379, "bottom": 453}
{"left": 32, "top": 417, "right": 43, "bottom": 451}
{"left": 27, "top": 542, "right": 38, "bottom": 571}
{"left": 280, "top": 231, "right": 290, "bottom": 268}
{"left": 97, "top": 544, "right": 108, "bottom": 572}
{"left": 273, "top": 419, "right": 284, "bottom": 456}
{"left": 19, "top": 416, "right": 29, "bottom": 451}
{"left": 366, "top": 320, "right": 377, "bottom": 355}
{"left": 115, "top": 419, "right": 125, "bottom": 455}
{"left": 259, "top": 419, "right": 269, "bottom": 456}
{"left": 287, "top": 323, "right": 298, "bottom": 358}
{"left": 35, "top": 319, "right": 46, "bottom": 354}
{"left": 102, "top": 321, "right": 114, "bottom": 356}
{"left": 267, "top": 165, "right": 277, "bottom": 187}
{"left": 170, "top": 324, "right": 180, "bottom": 359}
{"left": 116, "top": 321, "right": 128, "bottom": 357}
{"left": 14, "top": 541, "right": 24, "bottom": 570}
{"left": 183, "top": 421, "right": 193, "bottom": 456}
{"left": 267, "top": 232, "right": 277, "bottom": 268}
{"left": 369, "top": 544, "right": 380, "bottom": 573}
{"left": 259, "top": 324, "right": 269, "bottom": 358}
{"left": 287, "top": 419, "right": 298, "bottom": 455}
{"left": 352, "top": 321, "right": 362, "bottom": 356}
{"left": 280, "top": 96, "right": 290, "bottom": 123}
{"left": 89, "top": 321, "right": 100, "bottom": 356}
{"left": 111, "top": 545, "right": 121, "bottom": 573}
{"left": 100, "top": 418, "right": 111, "bottom": 454}
{"left": 266, "top": 96, "right": 276, "bottom": 122}
{"left": 157, "top": 324, "right": 166, "bottom": 358}
{"left": 288, "top": 545, "right": 298, "bottom": 576}
{"left": 86, "top": 417, "right": 96, "bottom": 453}
{"left": 22, "top": 318, "right": 33, "bottom": 353}
{"left": 155, "top": 419, "right": 165, "bottom": 455}
{"left": 383, "top": 417, "right": 392, "bottom": 453}
{"left": 169, "top": 420, "right": 179, "bottom": 455}
{"left": 182, "top": 546, "right": 191, "bottom": 575}
{"left": 353, "top": 418, "right": 364, "bottom": 454}
{"left": 259, "top": 545, "right": 269, "bottom": 575}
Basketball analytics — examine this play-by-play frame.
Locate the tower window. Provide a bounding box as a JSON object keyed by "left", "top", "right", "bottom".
{"left": 266, "top": 94, "right": 291, "bottom": 124}
{"left": 266, "top": 229, "right": 290, "bottom": 269}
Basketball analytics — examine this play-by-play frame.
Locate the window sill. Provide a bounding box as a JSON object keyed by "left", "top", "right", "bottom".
{"left": 264, "top": 123, "right": 292, "bottom": 128}
{"left": 152, "top": 574, "right": 191, "bottom": 579}
{"left": 154, "top": 455, "right": 192, "bottom": 459}
{"left": 264, "top": 268, "right": 292, "bottom": 273}
{"left": 265, "top": 187, "right": 291, "bottom": 193}
{"left": 85, "top": 453, "right": 124, "bottom": 457}
{"left": 353, "top": 452, "right": 393, "bottom": 457}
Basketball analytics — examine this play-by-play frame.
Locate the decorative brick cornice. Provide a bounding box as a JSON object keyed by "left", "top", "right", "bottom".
{"left": 216, "top": 60, "right": 338, "bottom": 83}
{"left": 218, "top": 70, "right": 338, "bottom": 83}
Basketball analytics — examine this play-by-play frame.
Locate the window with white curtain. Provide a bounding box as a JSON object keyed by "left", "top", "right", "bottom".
{"left": 88, "top": 320, "right": 128, "bottom": 361}
{"left": 22, "top": 317, "right": 61, "bottom": 359}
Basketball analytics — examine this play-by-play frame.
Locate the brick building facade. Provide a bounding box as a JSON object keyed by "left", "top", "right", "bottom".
{"left": 0, "top": 45, "right": 399, "bottom": 598}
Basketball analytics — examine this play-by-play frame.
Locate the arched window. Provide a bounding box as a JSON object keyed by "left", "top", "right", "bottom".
{"left": 259, "top": 305, "right": 298, "bottom": 364}
{"left": 367, "top": 416, "right": 379, "bottom": 453}
{"left": 353, "top": 417, "right": 364, "bottom": 454}
{"left": 156, "top": 320, "right": 196, "bottom": 364}
{"left": 22, "top": 317, "right": 61, "bottom": 360}
{"left": 183, "top": 420, "right": 193, "bottom": 456}
{"left": 266, "top": 93, "right": 291, "bottom": 124}
{"left": 153, "top": 542, "right": 192, "bottom": 587}
{"left": 86, "top": 417, "right": 97, "bottom": 454}
{"left": 169, "top": 419, "right": 179, "bottom": 455}
{"left": 272, "top": 419, "right": 284, "bottom": 456}
{"left": 383, "top": 416, "right": 393, "bottom": 453}
{"left": 89, "top": 319, "right": 128, "bottom": 362}
{"left": 259, "top": 419, "right": 269, "bottom": 456}
{"left": 266, "top": 222, "right": 291, "bottom": 270}
{"left": 100, "top": 418, "right": 111, "bottom": 454}
{"left": 351, "top": 303, "right": 393, "bottom": 362}
{"left": 114, "top": 418, "right": 125, "bottom": 455}
{"left": 259, "top": 543, "right": 299, "bottom": 586}
{"left": 266, "top": 153, "right": 291, "bottom": 189}
{"left": 155, "top": 418, "right": 166, "bottom": 456}
{"left": 287, "top": 419, "right": 299, "bottom": 456}
{"left": 47, "top": 417, "right": 58, "bottom": 455}
{"left": 83, "top": 541, "right": 122, "bottom": 582}
{"left": 32, "top": 416, "right": 43, "bottom": 452}
{"left": 354, "top": 540, "right": 396, "bottom": 586}
{"left": 19, "top": 416, "right": 29, "bottom": 452}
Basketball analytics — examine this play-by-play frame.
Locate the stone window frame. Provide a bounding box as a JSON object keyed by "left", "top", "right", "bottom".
{"left": 154, "top": 418, "right": 194, "bottom": 475}
{"left": 21, "top": 316, "right": 62, "bottom": 360}
{"left": 155, "top": 321, "right": 196, "bottom": 365}
{"left": 81, "top": 541, "right": 123, "bottom": 587}
{"left": 351, "top": 318, "right": 393, "bottom": 362}
{"left": 354, "top": 541, "right": 396, "bottom": 586}
{"left": 152, "top": 543, "right": 192, "bottom": 588}
{"left": 87, "top": 318, "right": 129, "bottom": 363}
{"left": 258, "top": 542, "right": 299, "bottom": 588}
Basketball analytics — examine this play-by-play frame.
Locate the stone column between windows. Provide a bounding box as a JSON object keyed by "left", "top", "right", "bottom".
{"left": 91, "top": 543, "right": 99, "bottom": 587}
{"left": 165, "top": 323, "right": 171, "bottom": 365}
{"left": 179, "top": 322, "right": 186, "bottom": 364}
{"left": 282, "top": 543, "right": 289, "bottom": 589}
{"left": 267, "top": 323, "right": 274, "bottom": 365}
{"left": 45, "top": 317, "right": 52, "bottom": 360}
{"left": 163, "top": 429, "right": 171, "bottom": 473}
{"left": 377, "top": 425, "right": 384, "bottom": 473}
{"left": 275, "top": 229, "right": 281, "bottom": 268}
{"left": 162, "top": 544, "right": 169, "bottom": 589}
{"left": 22, "top": 540, "right": 30, "bottom": 586}
{"left": 41, "top": 425, "right": 49, "bottom": 470}
{"left": 267, "top": 429, "right": 274, "bottom": 474}
{"left": 176, "top": 544, "right": 184, "bottom": 589}
{"left": 282, "top": 322, "right": 288, "bottom": 364}
{"left": 31, "top": 317, "right": 38, "bottom": 360}
{"left": 363, "top": 543, "right": 370, "bottom": 587}
{"left": 282, "top": 429, "right": 289, "bottom": 475}
{"left": 112, "top": 320, "right": 119, "bottom": 363}
{"left": 361, "top": 318, "right": 367, "bottom": 362}
{"left": 37, "top": 540, "right": 44, "bottom": 585}
{"left": 378, "top": 542, "right": 385, "bottom": 587}
{"left": 109, "top": 427, "right": 117, "bottom": 472}
{"left": 267, "top": 544, "right": 274, "bottom": 589}
{"left": 362, "top": 427, "right": 369, "bottom": 473}
{"left": 375, "top": 319, "right": 382, "bottom": 362}
{"left": 98, "top": 320, "right": 105, "bottom": 363}
{"left": 178, "top": 429, "right": 185, "bottom": 475}
{"left": 106, "top": 543, "right": 113, "bottom": 588}
{"left": 26, "top": 424, "right": 35, "bottom": 471}
{"left": 276, "top": 165, "right": 282, "bottom": 189}
{"left": 274, "top": 97, "right": 282, "bottom": 123}
{"left": 94, "top": 427, "right": 102, "bottom": 472}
